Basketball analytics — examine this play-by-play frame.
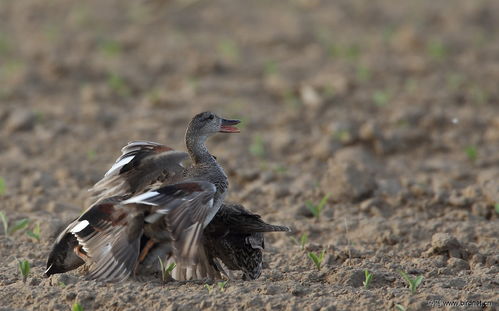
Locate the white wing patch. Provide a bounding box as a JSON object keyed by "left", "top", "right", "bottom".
{"left": 104, "top": 156, "right": 135, "bottom": 177}
{"left": 123, "top": 191, "right": 160, "bottom": 205}
{"left": 70, "top": 220, "right": 90, "bottom": 233}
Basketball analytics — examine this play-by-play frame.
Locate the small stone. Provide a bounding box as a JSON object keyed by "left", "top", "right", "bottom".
{"left": 4, "top": 110, "right": 36, "bottom": 133}
{"left": 294, "top": 204, "right": 314, "bottom": 218}
{"left": 324, "top": 160, "right": 376, "bottom": 201}
{"left": 300, "top": 85, "right": 323, "bottom": 108}
{"left": 478, "top": 169, "right": 499, "bottom": 204}
{"left": 431, "top": 233, "right": 460, "bottom": 251}
{"left": 447, "top": 258, "right": 470, "bottom": 271}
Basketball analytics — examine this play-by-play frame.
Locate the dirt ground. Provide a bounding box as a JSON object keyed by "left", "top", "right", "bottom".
{"left": 0, "top": 0, "right": 498, "bottom": 310}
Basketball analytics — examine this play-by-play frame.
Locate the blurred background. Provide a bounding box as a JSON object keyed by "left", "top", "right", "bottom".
{"left": 1, "top": 0, "right": 498, "bottom": 207}
{"left": 1, "top": 0, "right": 498, "bottom": 309}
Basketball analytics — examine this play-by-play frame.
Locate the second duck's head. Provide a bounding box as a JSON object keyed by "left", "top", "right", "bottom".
{"left": 187, "top": 112, "right": 240, "bottom": 140}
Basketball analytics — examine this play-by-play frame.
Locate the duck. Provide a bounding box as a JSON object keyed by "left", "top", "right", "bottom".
{"left": 45, "top": 112, "right": 290, "bottom": 281}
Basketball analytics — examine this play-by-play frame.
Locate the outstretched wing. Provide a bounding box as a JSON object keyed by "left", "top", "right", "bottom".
{"left": 124, "top": 181, "right": 217, "bottom": 264}
{"left": 49, "top": 197, "right": 145, "bottom": 282}
{"left": 90, "top": 141, "right": 189, "bottom": 200}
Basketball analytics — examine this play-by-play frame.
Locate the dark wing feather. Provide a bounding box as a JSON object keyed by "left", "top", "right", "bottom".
{"left": 123, "top": 181, "right": 216, "bottom": 264}
{"left": 207, "top": 203, "right": 291, "bottom": 234}
{"left": 68, "top": 198, "right": 144, "bottom": 282}
{"left": 89, "top": 141, "right": 189, "bottom": 200}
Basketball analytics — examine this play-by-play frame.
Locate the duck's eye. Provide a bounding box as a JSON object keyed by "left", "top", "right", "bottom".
{"left": 208, "top": 114, "right": 214, "bottom": 120}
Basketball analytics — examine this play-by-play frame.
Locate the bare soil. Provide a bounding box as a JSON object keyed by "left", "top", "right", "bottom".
{"left": 0, "top": 0, "right": 498, "bottom": 310}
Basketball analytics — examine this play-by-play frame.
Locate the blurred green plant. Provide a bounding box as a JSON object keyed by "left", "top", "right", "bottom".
{"left": 465, "top": 146, "right": 477, "bottom": 161}
{"left": 0, "top": 33, "right": 10, "bottom": 56}
{"left": 18, "top": 260, "right": 30, "bottom": 283}
{"left": 26, "top": 223, "right": 41, "bottom": 242}
{"left": 334, "top": 129, "right": 352, "bottom": 143}
{"left": 363, "top": 270, "right": 374, "bottom": 288}
{"left": 356, "top": 65, "right": 371, "bottom": 82}
{"left": 249, "top": 135, "right": 265, "bottom": 158}
{"left": 329, "top": 43, "right": 361, "bottom": 61}
{"left": 272, "top": 164, "right": 287, "bottom": 174}
{"left": 308, "top": 250, "right": 326, "bottom": 271}
{"left": 107, "top": 73, "right": 130, "bottom": 96}
{"left": 43, "top": 24, "right": 60, "bottom": 42}
{"left": 0, "top": 212, "right": 29, "bottom": 236}
{"left": 399, "top": 270, "right": 423, "bottom": 294}
{"left": 404, "top": 78, "right": 418, "bottom": 94}
{"left": 217, "top": 39, "right": 239, "bottom": 62}
{"left": 395, "top": 304, "right": 406, "bottom": 311}
{"left": 72, "top": 302, "right": 84, "bottom": 311}
{"left": 305, "top": 193, "right": 330, "bottom": 220}
{"left": 446, "top": 73, "right": 465, "bottom": 91}
{"left": 495, "top": 203, "right": 499, "bottom": 215}
{"left": 99, "top": 40, "right": 122, "bottom": 57}
{"left": 427, "top": 39, "right": 447, "bottom": 61}
{"left": 158, "top": 256, "right": 176, "bottom": 282}
{"left": 290, "top": 233, "right": 308, "bottom": 250}
{"left": 0, "top": 177, "right": 5, "bottom": 195}
{"left": 217, "top": 281, "right": 228, "bottom": 292}
{"left": 0, "top": 211, "right": 7, "bottom": 235}
{"left": 87, "top": 150, "right": 97, "bottom": 160}
{"left": 372, "top": 90, "right": 390, "bottom": 107}
{"left": 204, "top": 284, "right": 214, "bottom": 293}
{"left": 469, "top": 86, "right": 488, "bottom": 105}
{"left": 264, "top": 60, "right": 279, "bottom": 76}
{"left": 283, "top": 89, "right": 301, "bottom": 109}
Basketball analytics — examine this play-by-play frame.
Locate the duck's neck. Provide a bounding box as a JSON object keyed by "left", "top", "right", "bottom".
{"left": 186, "top": 133, "right": 213, "bottom": 164}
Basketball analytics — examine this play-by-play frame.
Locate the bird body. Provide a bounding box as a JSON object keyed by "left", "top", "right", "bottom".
{"left": 45, "top": 112, "right": 290, "bottom": 282}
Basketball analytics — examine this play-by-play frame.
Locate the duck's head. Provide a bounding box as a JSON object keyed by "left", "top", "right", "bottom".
{"left": 187, "top": 112, "right": 240, "bottom": 138}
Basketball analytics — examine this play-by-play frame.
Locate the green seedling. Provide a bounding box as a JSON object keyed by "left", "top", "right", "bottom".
{"left": 58, "top": 281, "right": 66, "bottom": 288}
{"left": 290, "top": 233, "right": 308, "bottom": 250}
{"left": 0, "top": 177, "right": 5, "bottom": 195}
{"left": 356, "top": 65, "right": 371, "bottom": 82}
{"left": 158, "top": 256, "right": 176, "bottom": 282}
{"left": 399, "top": 270, "right": 423, "bottom": 294}
{"left": 363, "top": 270, "right": 373, "bottom": 288}
{"left": 87, "top": 150, "right": 97, "bottom": 160}
{"left": 469, "top": 86, "right": 488, "bottom": 105}
{"left": 249, "top": 135, "right": 265, "bottom": 158}
{"left": 217, "top": 39, "right": 239, "bottom": 63}
{"left": 0, "top": 33, "right": 10, "bottom": 56}
{"left": 0, "top": 211, "right": 7, "bottom": 235}
{"left": 99, "top": 40, "right": 122, "bottom": 57}
{"left": 329, "top": 43, "right": 360, "bottom": 61}
{"left": 427, "top": 39, "right": 446, "bottom": 61}
{"left": 10, "top": 219, "right": 29, "bottom": 235}
{"left": 107, "top": 73, "right": 130, "bottom": 96}
{"left": 305, "top": 193, "right": 330, "bottom": 220}
{"left": 395, "top": 304, "right": 406, "bottom": 311}
{"left": 372, "top": 90, "right": 390, "bottom": 107}
{"left": 264, "top": 60, "right": 278, "bottom": 76}
{"left": 465, "top": 146, "right": 477, "bottom": 161}
{"left": 204, "top": 284, "right": 214, "bottom": 293}
{"left": 0, "top": 212, "right": 29, "bottom": 236}
{"left": 18, "top": 260, "right": 30, "bottom": 283}
{"left": 283, "top": 89, "right": 301, "bottom": 109}
{"left": 308, "top": 250, "right": 326, "bottom": 271}
{"left": 334, "top": 129, "right": 351, "bottom": 143}
{"left": 72, "top": 302, "right": 84, "bottom": 311}
{"left": 272, "top": 164, "right": 287, "bottom": 174}
{"left": 217, "top": 281, "right": 228, "bottom": 291}
{"left": 26, "top": 222, "right": 41, "bottom": 242}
